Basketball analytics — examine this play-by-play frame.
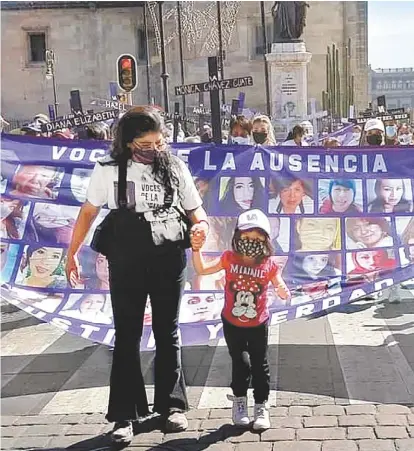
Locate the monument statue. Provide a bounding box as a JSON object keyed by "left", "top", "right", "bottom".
{"left": 271, "top": 1, "right": 309, "bottom": 42}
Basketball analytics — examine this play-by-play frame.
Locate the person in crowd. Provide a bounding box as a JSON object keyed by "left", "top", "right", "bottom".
{"left": 295, "top": 218, "right": 340, "bottom": 252}
{"left": 52, "top": 129, "right": 74, "bottom": 140}
{"left": 179, "top": 293, "right": 224, "bottom": 323}
{"left": 61, "top": 294, "right": 112, "bottom": 324}
{"left": 269, "top": 177, "right": 313, "bottom": 214}
{"left": 323, "top": 137, "right": 340, "bottom": 148}
{"left": 369, "top": 179, "right": 412, "bottom": 213}
{"left": 281, "top": 125, "right": 307, "bottom": 147}
{"left": 194, "top": 177, "right": 214, "bottom": 213}
{"left": 363, "top": 118, "right": 385, "bottom": 146}
{"left": 191, "top": 209, "right": 290, "bottom": 431}
{"left": 219, "top": 177, "right": 265, "bottom": 214}
{"left": 346, "top": 217, "right": 393, "bottom": 249}
{"left": 347, "top": 250, "right": 396, "bottom": 285}
{"left": 251, "top": 115, "right": 276, "bottom": 145}
{"left": 21, "top": 122, "right": 42, "bottom": 137}
{"left": 319, "top": 179, "right": 361, "bottom": 214}
{"left": 85, "top": 122, "right": 110, "bottom": 140}
{"left": 0, "top": 115, "right": 10, "bottom": 132}
{"left": 0, "top": 198, "right": 26, "bottom": 239}
{"left": 346, "top": 125, "right": 362, "bottom": 147}
{"left": 385, "top": 122, "right": 398, "bottom": 145}
{"left": 228, "top": 115, "right": 252, "bottom": 145}
{"left": 65, "top": 106, "right": 209, "bottom": 443}
{"left": 19, "top": 245, "right": 66, "bottom": 289}
{"left": 397, "top": 123, "right": 414, "bottom": 146}
{"left": 10, "top": 165, "right": 61, "bottom": 199}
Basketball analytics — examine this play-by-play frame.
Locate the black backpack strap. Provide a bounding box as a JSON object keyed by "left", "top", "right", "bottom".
{"left": 118, "top": 158, "right": 128, "bottom": 209}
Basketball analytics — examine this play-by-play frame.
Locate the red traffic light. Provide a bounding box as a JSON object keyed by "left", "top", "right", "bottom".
{"left": 117, "top": 54, "right": 137, "bottom": 92}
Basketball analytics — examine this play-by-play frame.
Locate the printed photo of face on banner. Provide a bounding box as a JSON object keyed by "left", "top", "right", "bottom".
{"left": 7, "top": 288, "right": 65, "bottom": 313}
{"left": 70, "top": 168, "right": 92, "bottom": 203}
{"left": 346, "top": 217, "right": 393, "bottom": 250}
{"left": 27, "top": 203, "right": 80, "bottom": 245}
{"left": 396, "top": 216, "right": 414, "bottom": 266}
{"left": 186, "top": 255, "right": 225, "bottom": 291}
{"left": 60, "top": 293, "right": 113, "bottom": 325}
{"left": 179, "top": 292, "right": 225, "bottom": 324}
{"left": 75, "top": 248, "right": 110, "bottom": 290}
{"left": 268, "top": 177, "right": 314, "bottom": 215}
{"left": 10, "top": 165, "right": 64, "bottom": 199}
{"left": 367, "top": 179, "right": 413, "bottom": 213}
{"left": 282, "top": 253, "right": 342, "bottom": 305}
{"left": 193, "top": 176, "right": 215, "bottom": 214}
{"left": 15, "top": 245, "right": 67, "bottom": 289}
{"left": 346, "top": 249, "right": 396, "bottom": 285}
{"left": 1, "top": 162, "right": 18, "bottom": 195}
{"left": 0, "top": 197, "right": 30, "bottom": 240}
{"left": 318, "top": 179, "right": 362, "bottom": 214}
{"left": 219, "top": 177, "right": 266, "bottom": 214}
{"left": 202, "top": 216, "right": 237, "bottom": 253}
{"left": 269, "top": 217, "right": 290, "bottom": 253}
{"left": 294, "top": 218, "right": 341, "bottom": 252}
{"left": 0, "top": 242, "right": 19, "bottom": 285}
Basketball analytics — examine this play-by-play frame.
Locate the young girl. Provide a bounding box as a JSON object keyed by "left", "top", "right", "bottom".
{"left": 190, "top": 209, "right": 290, "bottom": 431}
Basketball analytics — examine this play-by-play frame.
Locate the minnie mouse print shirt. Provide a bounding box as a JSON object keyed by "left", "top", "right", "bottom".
{"left": 220, "top": 250, "right": 279, "bottom": 328}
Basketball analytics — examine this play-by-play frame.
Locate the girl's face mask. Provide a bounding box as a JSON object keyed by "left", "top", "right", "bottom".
{"left": 232, "top": 136, "right": 250, "bottom": 145}
{"left": 236, "top": 237, "right": 266, "bottom": 258}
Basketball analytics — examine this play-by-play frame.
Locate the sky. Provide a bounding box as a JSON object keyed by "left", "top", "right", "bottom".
{"left": 368, "top": 1, "right": 414, "bottom": 69}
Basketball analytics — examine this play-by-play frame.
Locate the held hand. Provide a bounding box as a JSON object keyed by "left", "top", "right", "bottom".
{"left": 277, "top": 283, "right": 291, "bottom": 301}
{"left": 66, "top": 253, "right": 82, "bottom": 288}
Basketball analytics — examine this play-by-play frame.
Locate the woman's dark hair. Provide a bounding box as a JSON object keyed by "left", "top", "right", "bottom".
{"left": 284, "top": 131, "right": 294, "bottom": 142}
{"left": 104, "top": 107, "right": 179, "bottom": 193}
{"left": 229, "top": 115, "right": 252, "bottom": 134}
{"left": 270, "top": 177, "right": 313, "bottom": 214}
{"left": 282, "top": 254, "right": 337, "bottom": 288}
{"left": 292, "top": 125, "right": 305, "bottom": 139}
{"left": 219, "top": 177, "right": 265, "bottom": 214}
{"left": 369, "top": 179, "right": 412, "bottom": 213}
{"left": 231, "top": 228, "right": 273, "bottom": 264}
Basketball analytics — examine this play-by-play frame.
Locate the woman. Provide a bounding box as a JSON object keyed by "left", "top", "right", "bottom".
{"left": 281, "top": 125, "right": 307, "bottom": 147}
{"left": 251, "top": 115, "right": 276, "bottom": 145}
{"left": 228, "top": 115, "right": 252, "bottom": 145}
{"left": 19, "top": 245, "right": 66, "bottom": 289}
{"left": 61, "top": 293, "right": 112, "bottom": 324}
{"left": 319, "top": 180, "right": 361, "bottom": 214}
{"left": 346, "top": 217, "right": 393, "bottom": 249}
{"left": 269, "top": 177, "right": 313, "bottom": 214}
{"left": 369, "top": 179, "right": 412, "bottom": 213}
{"left": 219, "top": 177, "right": 265, "bottom": 214}
{"left": 65, "top": 107, "right": 208, "bottom": 444}
{"left": 295, "top": 218, "right": 341, "bottom": 252}
{"left": 0, "top": 197, "right": 26, "bottom": 239}
{"left": 347, "top": 250, "right": 396, "bottom": 285}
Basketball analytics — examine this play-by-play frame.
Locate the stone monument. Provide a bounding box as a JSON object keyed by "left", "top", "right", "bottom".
{"left": 266, "top": 2, "right": 312, "bottom": 135}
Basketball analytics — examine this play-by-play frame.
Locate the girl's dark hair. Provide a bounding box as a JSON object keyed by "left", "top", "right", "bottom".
{"left": 103, "top": 106, "right": 179, "bottom": 193}
{"left": 369, "top": 179, "right": 411, "bottom": 213}
{"left": 292, "top": 125, "right": 305, "bottom": 139}
{"left": 220, "top": 177, "right": 265, "bottom": 214}
{"left": 229, "top": 115, "right": 252, "bottom": 134}
{"left": 231, "top": 228, "right": 273, "bottom": 264}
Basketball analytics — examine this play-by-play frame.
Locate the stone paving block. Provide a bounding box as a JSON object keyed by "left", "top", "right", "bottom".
{"left": 186, "top": 409, "right": 210, "bottom": 420}
{"left": 407, "top": 414, "right": 414, "bottom": 425}
{"left": 375, "top": 426, "right": 408, "bottom": 439}
{"left": 25, "top": 424, "right": 71, "bottom": 436}
{"left": 209, "top": 408, "right": 232, "bottom": 419}
{"left": 186, "top": 419, "right": 202, "bottom": 431}
{"left": 201, "top": 418, "right": 233, "bottom": 430}
{"left": 66, "top": 423, "right": 106, "bottom": 435}
{"left": 236, "top": 443, "right": 272, "bottom": 451}
{"left": 357, "top": 439, "right": 396, "bottom": 451}
{"left": 1, "top": 426, "right": 28, "bottom": 438}
{"left": 270, "top": 416, "right": 303, "bottom": 428}
{"left": 0, "top": 438, "right": 15, "bottom": 450}
{"left": 267, "top": 442, "right": 321, "bottom": 451}
{"left": 408, "top": 426, "right": 414, "bottom": 437}
{"left": 289, "top": 406, "right": 313, "bottom": 416}
{"left": 395, "top": 439, "right": 414, "bottom": 451}
{"left": 132, "top": 431, "right": 164, "bottom": 445}
{"left": 377, "top": 404, "right": 411, "bottom": 415}
{"left": 83, "top": 413, "right": 106, "bottom": 424}
{"left": 346, "top": 427, "right": 375, "bottom": 440}
{"left": 313, "top": 406, "right": 345, "bottom": 416}
{"left": 261, "top": 428, "right": 295, "bottom": 441}
{"left": 411, "top": 407, "right": 414, "bottom": 414}
{"left": 226, "top": 430, "right": 260, "bottom": 443}
{"left": 1, "top": 416, "right": 18, "bottom": 426}
{"left": 269, "top": 407, "right": 288, "bottom": 416}
{"left": 321, "top": 441, "right": 358, "bottom": 451}
{"left": 304, "top": 416, "right": 338, "bottom": 428}
{"left": 344, "top": 405, "right": 376, "bottom": 415}
{"left": 376, "top": 414, "right": 408, "bottom": 426}
{"left": 59, "top": 413, "right": 87, "bottom": 424}
{"left": 338, "top": 415, "right": 376, "bottom": 427}
{"left": 14, "top": 414, "right": 64, "bottom": 426}
{"left": 205, "top": 445, "right": 235, "bottom": 451}
{"left": 297, "top": 427, "right": 346, "bottom": 440}
{"left": 5, "top": 436, "right": 51, "bottom": 449}
{"left": 46, "top": 435, "right": 92, "bottom": 448}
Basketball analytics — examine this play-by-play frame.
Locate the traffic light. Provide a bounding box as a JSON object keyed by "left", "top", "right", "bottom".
{"left": 116, "top": 54, "right": 137, "bottom": 92}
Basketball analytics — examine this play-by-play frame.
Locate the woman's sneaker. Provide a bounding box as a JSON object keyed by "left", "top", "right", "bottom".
{"left": 252, "top": 403, "right": 270, "bottom": 431}
{"left": 110, "top": 421, "right": 133, "bottom": 443}
{"left": 232, "top": 396, "right": 250, "bottom": 426}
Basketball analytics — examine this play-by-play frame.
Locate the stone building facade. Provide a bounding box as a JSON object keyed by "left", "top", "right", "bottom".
{"left": 1, "top": 1, "right": 369, "bottom": 121}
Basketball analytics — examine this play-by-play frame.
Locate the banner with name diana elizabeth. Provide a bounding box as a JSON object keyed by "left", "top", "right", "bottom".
{"left": 1, "top": 133, "right": 414, "bottom": 349}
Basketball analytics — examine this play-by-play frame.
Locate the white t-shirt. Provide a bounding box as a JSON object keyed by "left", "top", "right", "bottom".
{"left": 86, "top": 155, "right": 202, "bottom": 213}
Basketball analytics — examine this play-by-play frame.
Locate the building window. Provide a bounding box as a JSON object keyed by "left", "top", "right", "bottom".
{"left": 376, "top": 81, "right": 382, "bottom": 90}
{"left": 27, "top": 32, "right": 46, "bottom": 63}
{"left": 254, "top": 24, "right": 272, "bottom": 57}
{"left": 137, "top": 27, "right": 158, "bottom": 64}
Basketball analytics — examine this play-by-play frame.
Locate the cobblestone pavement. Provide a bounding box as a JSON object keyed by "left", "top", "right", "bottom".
{"left": 1, "top": 290, "right": 414, "bottom": 450}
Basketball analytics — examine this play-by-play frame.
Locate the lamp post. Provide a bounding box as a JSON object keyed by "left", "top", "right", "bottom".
{"left": 176, "top": 1, "right": 187, "bottom": 126}
{"left": 260, "top": 2, "right": 271, "bottom": 117}
{"left": 45, "top": 49, "right": 59, "bottom": 116}
{"left": 143, "top": 3, "right": 152, "bottom": 104}
{"left": 216, "top": 1, "right": 225, "bottom": 106}
{"left": 158, "top": 1, "right": 170, "bottom": 113}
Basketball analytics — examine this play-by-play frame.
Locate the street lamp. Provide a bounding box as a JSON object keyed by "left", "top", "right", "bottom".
{"left": 158, "top": 1, "right": 170, "bottom": 114}
{"left": 45, "top": 49, "right": 59, "bottom": 117}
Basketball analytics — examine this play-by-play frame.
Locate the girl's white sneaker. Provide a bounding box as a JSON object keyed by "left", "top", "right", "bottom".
{"left": 232, "top": 396, "right": 250, "bottom": 426}
{"left": 252, "top": 403, "right": 270, "bottom": 431}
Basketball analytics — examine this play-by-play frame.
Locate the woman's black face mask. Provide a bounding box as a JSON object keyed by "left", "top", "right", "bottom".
{"left": 253, "top": 132, "right": 267, "bottom": 144}
{"left": 366, "top": 133, "right": 383, "bottom": 146}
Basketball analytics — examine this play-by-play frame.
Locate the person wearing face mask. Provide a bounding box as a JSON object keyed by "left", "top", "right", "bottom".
{"left": 397, "top": 124, "right": 414, "bottom": 146}
{"left": 251, "top": 115, "right": 276, "bottom": 145}
{"left": 280, "top": 125, "right": 308, "bottom": 147}
{"left": 346, "top": 125, "right": 362, "bottom": 147}
{"left": 228, "top": 115, "right": 252, "bottom": 145}
{"left": 363, "top": 118, "right": 385, "bottom": 146}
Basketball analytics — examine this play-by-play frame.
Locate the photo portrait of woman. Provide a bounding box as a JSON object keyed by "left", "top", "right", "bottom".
{"left": 319, "top": 179, "right": 362, "bottom": 214}
{"left": 268, "top": 177, "right": 314, "bottom": 214}
{"left": 75, "top": 248, "right": 110, "bottom": 290}
{"left": 294, "top": 218, "right": 341, "bottom": 252}
{"left": 202, "top": 216, "right": 237, "bottom": 253}
{"left": 61, "top": 293, "right": 112, "bottom": 324}
{"left": 346, "top": 217, "right": 393, "bottom": 250}
{"left": 219, "top": 177, "right": 265, "bottom": 214}
{"left": 346, "top": 249, "right": 396, "bottom": 285}
{"left": 0, "top": 242, "right": 19, "bottom": 285}
{"left": 16, "top": 244, "right": 67, "bottom": 289}
{"left": 70, "top": 168, "right": 92, "bottom": 203}
{"left": 368, "top": 179, "right": 413, "bottom": 213}
{"left": 10, "top": 165, "right": 64, "bottom": 199}
{"left": 27, "top": 203, "right": 79, "bottom": 245}
{"left": 0, "top": 197, "right": 30, "bottom": 239}
{"left": 179, "top": 293, "right": 224, "bottom": 324}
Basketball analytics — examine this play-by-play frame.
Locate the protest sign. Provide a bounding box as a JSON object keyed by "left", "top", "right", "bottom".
{"left": 1, "top": 133, "right": 414, "bottom": 349}
{"left": 41, "top": 110, "right": 119, "bottom": 133}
